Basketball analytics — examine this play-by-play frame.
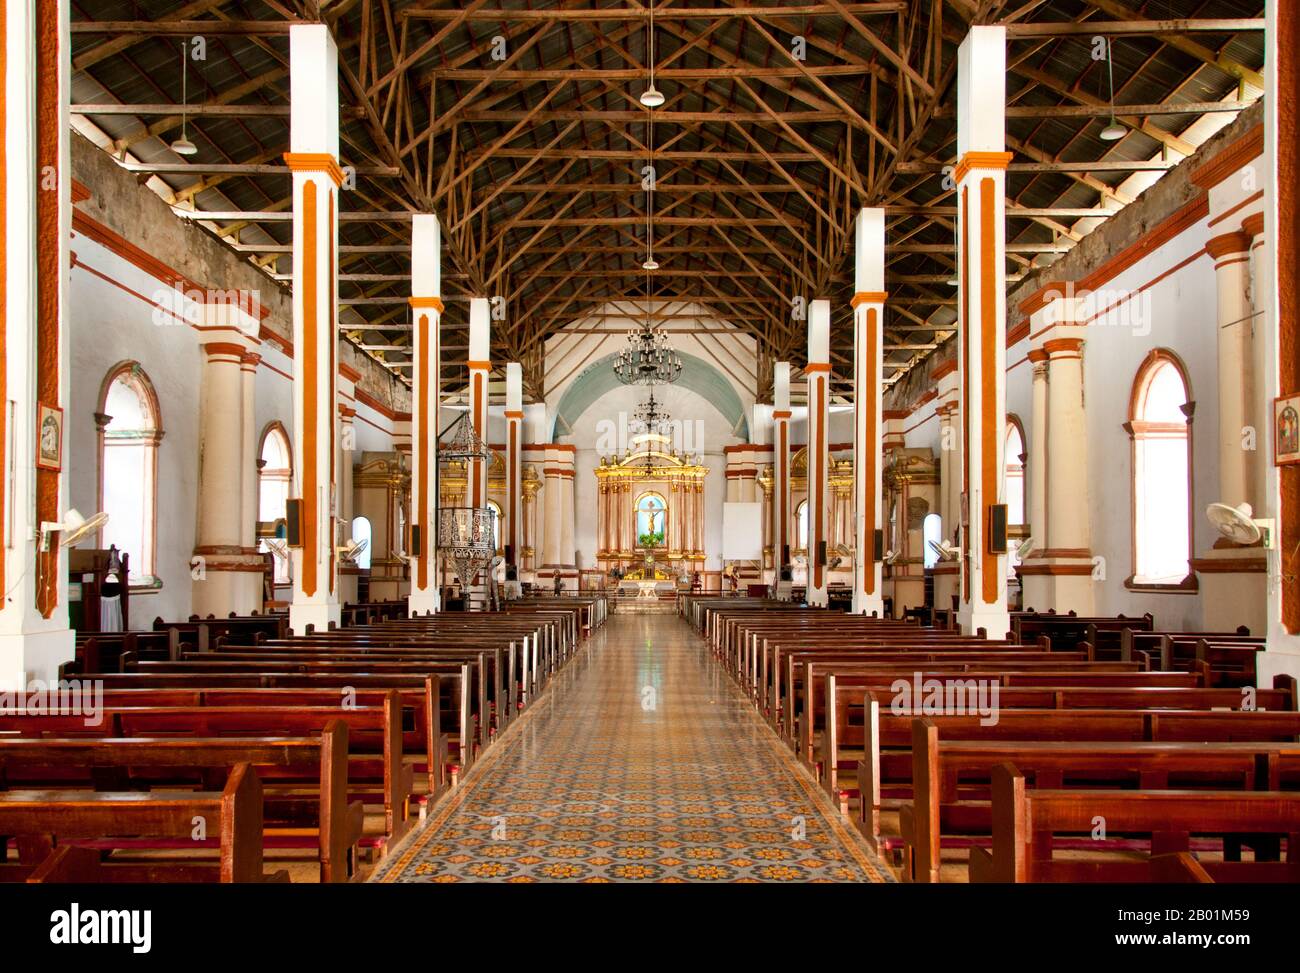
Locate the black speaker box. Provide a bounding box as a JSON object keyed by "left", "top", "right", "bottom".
{"left": 285, "top": 499, "right": 303, "bottom": 547}
{"left": 988, "top": 504, "right": 1008, "bottom": 554}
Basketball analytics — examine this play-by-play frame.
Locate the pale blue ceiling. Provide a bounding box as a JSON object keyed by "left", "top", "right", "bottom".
{"left": 550, "top": 350, "right": 748, "bottom": 442}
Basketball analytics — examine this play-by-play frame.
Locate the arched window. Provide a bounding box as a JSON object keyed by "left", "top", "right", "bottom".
{"left": 922, "top": 513, "right": 943, "bottom": 569}
{"left": 350, "top": 516, "right": 373, "bottom": 571}
{"left": 97, "top": 363, "right": 162, "bottom": 586}
{"left": 1126, "top": 351, "right": 1194, "bottom": 589}
{"left": 795, "top": 499, "right": 809, "bottom": 553}
{"left": 257, "top": 423, "right": 292, "bottom": 584}
{"left": 635, "top": 491, "right": 666, "bottom": 548}
{"left": 1004, "top": 416, "right": 1026, "bottom": 528}
{"left": 486, "top": 500, "right": 503, "bottom": 554}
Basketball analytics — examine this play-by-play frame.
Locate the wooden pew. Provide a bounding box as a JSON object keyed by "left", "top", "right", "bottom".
{"left": 0, "top": 723, "right": 362, "bottom": 882}
{"left": 0, "top": 763, "right": 285, "bottom": 883}
{"left": 0, "top": 697, "right": 414, "bottom": 854}
{"left": 901, "top": 718, "right": 1300, "bottom": 882}
{"left": 969, "top": 762, "right": 1300, "bottom": 882}
{"left": 853, "top": 693, "right": 1300, "bottom": 849}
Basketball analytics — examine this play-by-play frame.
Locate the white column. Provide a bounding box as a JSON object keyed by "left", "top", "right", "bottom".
{"left": 773, "top": 363, "right": 793, "bottom": 586}
{"left": 0, "top": 0, "right": 73, "bottom": 685}
{"left": 193, "top": 335, "right": 261, "bottom": 616}
{"left": 286, "top": 23, "right": 343, "bottom": 634}
{"left": 1042, "top": 333, "right": 1095, "bottom": 613}
{"left": 1208, "top": 230, "right": 1256, "bottom": 509}
{"left": 505, "top": 363, "right": 523, "bottom": 569}
{"left": 542, "top": 470, "right": 562, "bottom": 570}
{"left": 851, "top": 208, "right": 886, "bottom": 616}
{"left": 408, "top": 214, "right": 442, "bottom": 615}
{"left": 954, "top": 25, "right": 1011, "bottom": 638}
{"left": 807, "top": 301, "right": 831, "bottom": 607}
{"left": 241, "top": 351, "right": 259, "bottom": 553}
{"left": 1027, "top": 349, "right": 1048, "bottom": 553}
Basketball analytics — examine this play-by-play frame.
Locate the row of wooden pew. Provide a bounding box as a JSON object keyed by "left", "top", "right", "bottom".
{"left": 684, "top": 596, "right": 1299, "bottom": 883}
{"left": 1, "top": 597, "right": 607, "bottom": 884}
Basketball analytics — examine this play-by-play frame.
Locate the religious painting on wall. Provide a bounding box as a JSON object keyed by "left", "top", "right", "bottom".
{"left": 1275, "top": 393, "right": 1300, "bottom": 466}
{"left": 36, "top": 403, "right": 63, "bottom": 472}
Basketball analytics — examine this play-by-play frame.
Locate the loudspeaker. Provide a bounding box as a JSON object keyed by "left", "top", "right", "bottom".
{"left": 817, "top": 540, "right": 827, "bottom": 566}
{"left": 285, "top": 499, "right": 303, "bottom": 547}
{"left": 873, "top": 529, "right": 884, "bottom": 560}
{"left": 781, "top": 544, "right": 790, "bottom": 566}
{"left": 505, "top": 544, "right": 515, "bottom": 566}
{"left": 410, "top": 523, "right": 422, "bottom": 554}
{"left": 988, "top": 504, "right": 1008, "bottom": 554}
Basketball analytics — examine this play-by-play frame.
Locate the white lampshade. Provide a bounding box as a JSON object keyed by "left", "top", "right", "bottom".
{"left": 639, "top": 85, "right": 665, "bottom": 108}
{"left": 1099, "top": 118, "right": 1126, "bottom": 141}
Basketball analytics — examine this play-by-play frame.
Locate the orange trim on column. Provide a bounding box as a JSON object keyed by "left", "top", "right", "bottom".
{"left": 301, "top": 179, "right": 319, "bottom": 598}
{"left": 813, "top": 375, "right": 826, "bottom": 590}
{"left": 0, "top": 3, "right": 7, "bottom": 602}
{"left": 960, "top": 187, "right": 971, "bottom": 600}
{"left": 851, "top": 291, "right": 888, "bottom": 308}
{"left": 328, "top": 193, "right": 337, "bottom": 596}
{"left": 953, "top": 150, "right": 1014, "bottom": 185}
{"left": 1205, "top": 231, "right": 1253, "bottom": 259}
{"left": 508, "top": 419, "right": 518, "bottom": 560}
{"left": 864, "top": 308, "right": 878, "bottom": 596}
{"left": 1280, "top": 0, "right": 1300, "bottom": 633}
{"left": 409, "top": 296, "right": 445, "bottom": 313}
{"left": 777, "top": 420, "right": 789, "bottom": 558}
{"left": 34, "top": 3, "right": 60, "bottom": 618}
{"left": 283, "top": 152, "right": 346, "bottom": 188}
{"left": 471, "top": 371, "right": 485, "bottom": 507}
{"left": 979, "top": 177, "right": 1000, "bottom": 605}
{"left": 417, "top": 312, "right": 430, "bottom": 590}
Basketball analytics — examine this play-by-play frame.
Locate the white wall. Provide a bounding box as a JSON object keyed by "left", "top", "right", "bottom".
{"left": 68, "top": 229, "right": 403, "bottom": 628}
{"left": 69, "top": 231, "right": 202, "bottom": 626}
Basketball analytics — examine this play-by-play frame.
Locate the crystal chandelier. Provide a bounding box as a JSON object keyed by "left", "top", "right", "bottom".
{"left": 613, "top": 314, "right": 683, "bottom": 386}
{"left": 633, "top": 386, "right": 670, "bottom": 431}
{"left": 436, "top": 410, "right": 497, "bottom": 590}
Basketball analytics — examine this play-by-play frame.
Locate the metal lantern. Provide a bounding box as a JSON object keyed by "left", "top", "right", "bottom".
{"left": 438, "top": 505, "right": 497, "bottom": 588}
{"left": 437, "top": 411, "right": 497, "bottom": 589}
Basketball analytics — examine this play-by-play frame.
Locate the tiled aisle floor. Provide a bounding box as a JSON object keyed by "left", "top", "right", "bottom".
{"left": 373, "top": 611, "right": 892, "bottom": 883}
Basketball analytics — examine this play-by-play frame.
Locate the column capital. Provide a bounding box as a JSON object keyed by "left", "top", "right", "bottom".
{"left": 1206, "top": 230, "right": 1252, "bottom": 259}
{"left": 1241, "top": 212, "right": 1264, "bottom": 239}
{"left": 953, "top": 150, "right": 1014, "bottom": 184}
{"left": 202, "top": 341, "right": 248, "bottom": 360}
{"left": 1042, "top": 337, "right": 1084, "bottom": 358}
{"left": 851, "top": 290, "right": 888, "bottom": 308}
{"left": 1027, "top": 348, "right": 1050, "bottom": 364}
{"left": 409, "top": 296, "right": 445, "bottom": 313}
{"left": 282, "top": 152, "right": 346, "bottom": 187}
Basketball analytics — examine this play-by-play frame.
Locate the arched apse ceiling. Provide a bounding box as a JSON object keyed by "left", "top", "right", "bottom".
{"left": 550, "top": 350, "right": 748, "bottom": 442}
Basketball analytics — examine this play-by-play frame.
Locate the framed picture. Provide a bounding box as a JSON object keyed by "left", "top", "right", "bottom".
{"left": 36, "top": 403, "right": 63, "bottom": 472}
{"left": 1275, "top": 393, "right": 1300, "bottom": 466}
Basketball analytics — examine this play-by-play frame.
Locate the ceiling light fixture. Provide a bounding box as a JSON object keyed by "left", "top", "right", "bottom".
{"left": 639, "top": 3, "right": 665, "bottom": 108}
{"left": 1099, "top": 37, "right": 1126, "bottom": 142}
{"left": 170, "top": 42, "right": 198, "bottom": 156}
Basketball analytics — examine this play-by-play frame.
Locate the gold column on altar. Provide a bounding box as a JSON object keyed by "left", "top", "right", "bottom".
{"left": 594, "top": 434, "right": 709, "bottom": 572}
{"left": 521, "top": 465, "right": 539, "bottom": 575}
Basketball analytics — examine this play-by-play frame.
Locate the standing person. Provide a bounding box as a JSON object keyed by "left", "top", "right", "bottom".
{"left": 553, "top": 569, "right": 563, "bottom": 596}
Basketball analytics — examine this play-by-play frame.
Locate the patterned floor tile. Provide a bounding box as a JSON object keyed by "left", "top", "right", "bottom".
{"left": 373, "top": 612, "right": 892, "bottom": 883}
